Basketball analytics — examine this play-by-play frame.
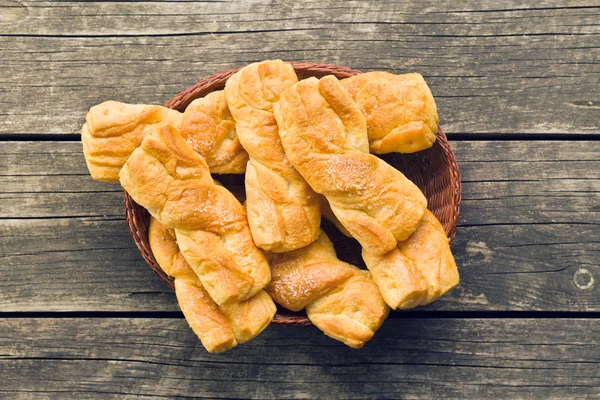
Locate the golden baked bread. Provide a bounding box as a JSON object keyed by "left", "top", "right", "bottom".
{"left": 148, "top": 218, "right": 276, "bottom": 353}
{"left": 81, "top": 96, "right": 248, "bottom": 182}
{"left": 82, "top": 101, "right": 182, "bottom": 182}
{"left": 275, "top": 75, "right": 427, "bottom": 255}
{"left": 362, "top": 210, "right": 459, "bottom": 309}
{"left": 224, "top": 60, "right": 321, "bottom": 253}
{"left": 266, "top": 231, "right": 389, "bottom": 348}
{"left": 120, "top": 125, "right": 271, "bottom": 305}
{"left": 341, "top": 72, "right": 438, "bottom": 154}
{"left": 180, "top": 91, "right": 249, "bottom": 174}
{"left": 82, "top": 62, "right": 459, "bottom": 351}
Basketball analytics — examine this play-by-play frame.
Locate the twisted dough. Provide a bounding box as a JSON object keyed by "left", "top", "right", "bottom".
{"left": 149, "top": 218, "right": 276, "bottom": 353}
{"left": 180, "top": 91, "right": 249, "bottom": 174}
{"left": 341, "top": 72, "right": 438, "bottom": 154}
{"left": 81, "top": 94, "right": 248, "bottom": 182}
{"left": 82, "top": 101, "right": 182, "bottom": 182}
{"left": 362, "top": 210, "right": 460, "bottom": 309}
{"left": 120, "top": 125, "right": 271, "bottom": 305}
{"left": 266, "top": 231, "right": 389, "bottom": 349}
{"left": 275, "top": 75, "right": 427, "bottom": 255}
{"left": 224, "top": 60, "right": 321, "bottom": 253}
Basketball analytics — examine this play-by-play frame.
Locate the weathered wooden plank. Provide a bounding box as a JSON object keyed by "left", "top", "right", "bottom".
{"left": 1, "top": 318, "right": 599, "bottom": 399}
{"left": 3, "top": 214, "right": 598, "bottom": 312}
{"left": 3, "top": 141, "right": 599, "bottom": 222}
{"left": 0, "top": 141, "right": 598, "bottom": 312}
{"left": 0, "top": 0, "right": 598, "bottom": 136}
{"left": 3, "top": 0, "right": 599, "bottom": 36}
{"left": 0, "top": 217, "right": 177, "bottom": 312}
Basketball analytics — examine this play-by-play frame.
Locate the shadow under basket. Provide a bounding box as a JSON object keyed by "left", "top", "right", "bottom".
{"left": 124, "top": 62, "right": 462, "bottom": 327}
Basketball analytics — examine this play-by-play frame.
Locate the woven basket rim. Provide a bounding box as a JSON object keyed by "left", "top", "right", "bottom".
{"left": 124, "top": 61, "right": 462, "bottom": 327}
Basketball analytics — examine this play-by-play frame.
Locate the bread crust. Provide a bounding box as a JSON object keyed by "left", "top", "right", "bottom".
{"left": 341, "top": 71, "right": 438, "bottom": 154}
{"left": 275, "top": 75, "right": 427, "bottom": 255}
{"left": 82, "top": 101, "right": 183, "bottom": 182}
{"left": 224, "top": 60, "right": 321, "bottom": 253}
{"left": 149, "top": 218, "right": 276, "bottom": 353}
{"left": 362, "top": 210, "right": 460, "bottom": 309}
{"left": 180, "top": 91, "right": 249, "bottom": 174}
{"left": 267, "top": 231, "right": 389, "bottom": 349}
{"left": 120, "top": 126, "right": 271, "bottom": 305}
{"left": 81, "top": 97, "right": 249, "bottom": 182}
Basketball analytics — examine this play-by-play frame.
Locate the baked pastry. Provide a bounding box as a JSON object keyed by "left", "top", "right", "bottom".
{"left": 275, "top": 75, "right": 427, "bottom": 255}
{"left": 362, "top": 210, "right": 460, "bottom": 309}
{"left": 82, "top": 101, "right": 182, "bottom": 182}
{"left": 267, "top": 231, "right": 388, "bottom": 348}
{"left": 224, "top": 60, "right": 321, "bottom": 253}
{"left": 120, "top": 125, "right": 271, "bottom": 305}
{"left": 81, "top": 96, "right": 248, "bottom": 182}
{"left": 341, "top": 72, "right": 438, "bottom": 154}
{"left": 82, "top": 62, "right": 459, "bottom": 352}
{"left": 149, "top": 218, "right": 276, "bottom": 353}
{"left": 180, "top": 91, "right": 249, "bottom": 174}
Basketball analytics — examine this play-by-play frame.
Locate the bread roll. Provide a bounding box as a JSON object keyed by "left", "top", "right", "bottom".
{"left": 81, "top": 95, "right": 248, "bottom": 182}
{"left": 120, "top": 125, "right": 270, "bottom": 305}
{"left": 149, "top": 218, "right": 276, "bottom": 353}
{"left": 224, "top": 60, "right": 321, "bottom": 253}
{"left": 341, "top": 72, "right": 438, "bottom": 154}
{"left": 275, "top": 75, "right": 427, "bottom": 255}
{"left": 267, "top": 231, "right": 389, "bottom": 349}
{"left": 180, "top": 91, "right": 248, "bottom": 174}
{"left": 362, "top": 210, "right": 460, "bottom": 309}
{"left": 82, "top": 101, "right": 182, "bottom": 182}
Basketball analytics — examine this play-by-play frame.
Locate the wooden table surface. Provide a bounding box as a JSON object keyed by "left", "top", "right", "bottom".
{"left": 1, "top": 1, "right": 599, "bottom": 398}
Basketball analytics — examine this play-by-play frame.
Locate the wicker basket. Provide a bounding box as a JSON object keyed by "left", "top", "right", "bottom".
{"left": 124, "top": 62, "right": 462, "bottom": 326}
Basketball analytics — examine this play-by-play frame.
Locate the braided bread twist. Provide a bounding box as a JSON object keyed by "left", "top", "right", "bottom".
{"left": 341, "top": 71, "right": 439, "bottom": 154}
{"left": 120, "top": 125, "right": 271, "bottom": 305}
{"left": 149, "top": 218, "right": 275, "bottom": 353}
{"left": 179, "top": 91, "right": 249, "bottom": 174}
{"left": 274, "top": 75, "right": 427, "bottom": 255}
{"left": 81, "top": 93, "right": 248, "bottom": 182}
{"left": 224, "top": 60, "right": 321, "bottom": 253}
{"left": 266, "top": 231, "right": 389, "bottom": 348}
{"left": 82, "top": 101, "right": 182, "bottom": 182}
{"left": 363, "top": 210, "right": 460, "bottom": 309}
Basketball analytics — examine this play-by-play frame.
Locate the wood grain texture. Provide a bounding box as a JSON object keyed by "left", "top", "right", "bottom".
{"left": 1, "top": 1, "right": 599, "bottom": 398}
{"left": 0, "top": 0, "right": 598, "bottom": 137}
{"left": 1, "top": 318, "right": 599, "bottom": 399}
{"left": 1, "top": 141, "right": 598, "bottom": 312}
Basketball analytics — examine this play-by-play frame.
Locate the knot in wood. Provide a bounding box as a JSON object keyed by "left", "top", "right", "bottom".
{"left": 573, "top": 268, "right": 595, "bottom": 291}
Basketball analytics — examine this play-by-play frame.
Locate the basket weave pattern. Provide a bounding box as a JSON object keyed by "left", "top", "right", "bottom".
{"left": 124, "top": 62, "right": 462, "bottom": 326}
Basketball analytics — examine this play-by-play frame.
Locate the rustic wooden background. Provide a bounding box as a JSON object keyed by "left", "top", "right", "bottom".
{"left": 1, "top": 0, "right": 599, "bottom": 398}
